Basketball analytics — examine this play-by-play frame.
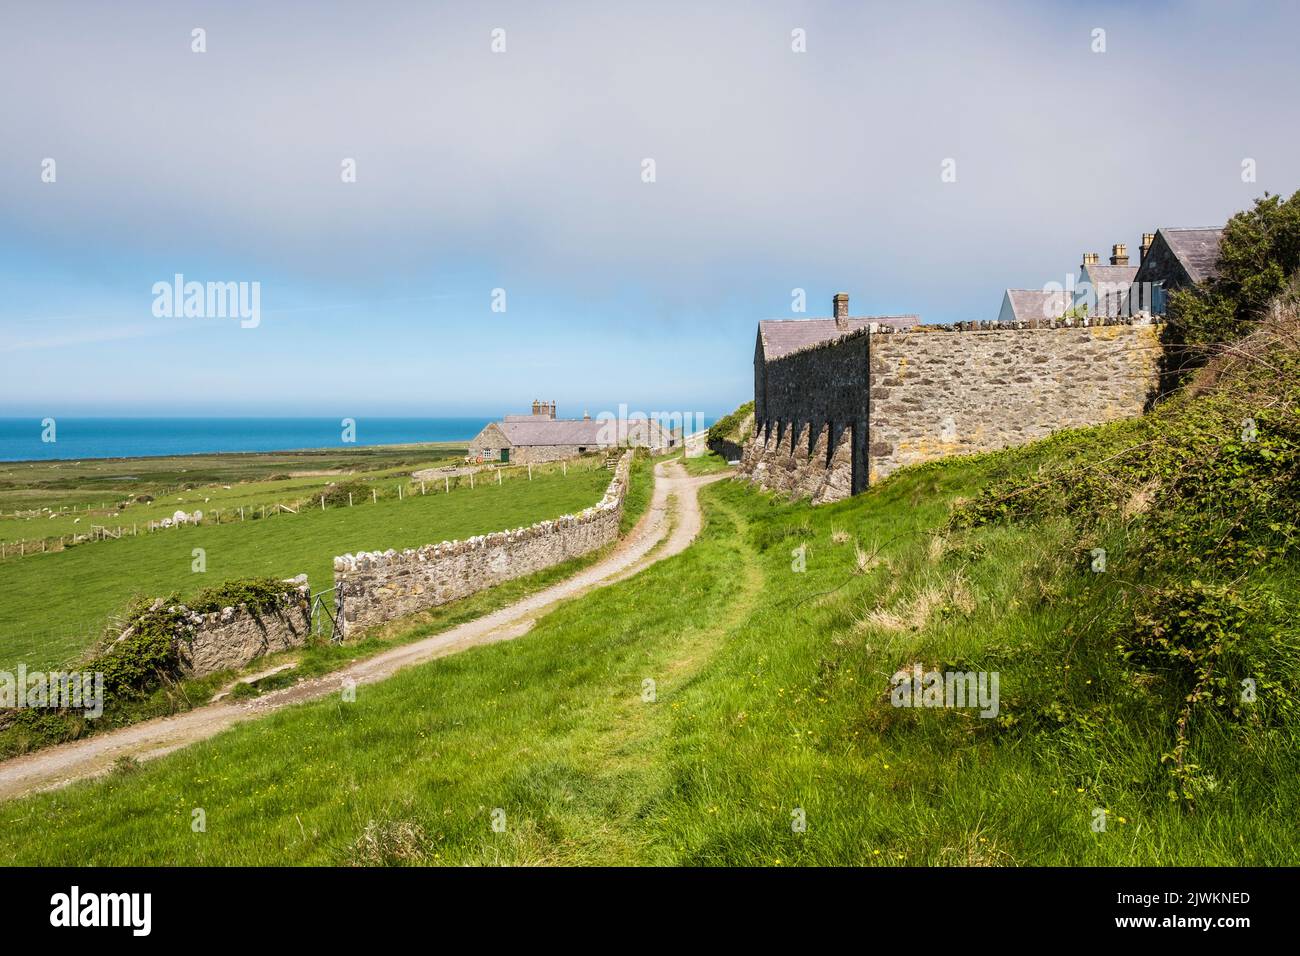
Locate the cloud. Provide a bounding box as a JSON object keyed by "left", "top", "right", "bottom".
{"left": 0, "top": 323, "right": 176, "bottom": 354}
{"left": 1, "top": 0, "right": 1298, "bottom": 411}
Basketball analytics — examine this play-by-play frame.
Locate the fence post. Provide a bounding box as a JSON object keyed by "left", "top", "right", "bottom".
{"left": 421, "top": 481, "right": 426, "bottom": 495}
{"left": 240, "top": 507, "right": 245, "bottom": 521}
{"left": 398, "top": 485, "right": 403, "bottom": 500}
{"left": 528, "top": 463, "right": 533, "bottom": 481}
{"left": 445, "top": 477, "right": 450, "bottom": 494}
{"left": 321, "top": 495, "right": 326, "bottom": 510}
{"left": 470, "top": 473, "right": 474, "bottom": 489}
{"left": 497, "top": 470, "right": 502, "bottom": 485}
{"left": 348, "top": 493, "right": 353, "bottom": 507}
{"left": 372, "top": 489, "right": 377, "bottom": 504}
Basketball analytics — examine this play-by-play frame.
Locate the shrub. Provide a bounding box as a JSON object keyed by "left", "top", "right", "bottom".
{"left": 322, "top": 478, "right": 370, "bottom": 507}
{"left": 1163, "top": 189, "right": 1300, "bottom": 383}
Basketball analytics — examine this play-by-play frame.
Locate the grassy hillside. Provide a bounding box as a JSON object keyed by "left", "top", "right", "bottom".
{"left": 0, "top": 459, "right": 613, "bottom": 670}
{"left": 1, "top": 316, "right": 1295, "bottom": 865}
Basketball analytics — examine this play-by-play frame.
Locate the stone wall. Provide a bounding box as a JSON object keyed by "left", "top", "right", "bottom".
{"left": 104, "top": 577, "right": 312, "bottom": 679}
{"left": 867, "top": 319, "right": 1160, "bottom": 482}
{"left": 737, "top": 315, "right": 1161, "bottom": 501}
{"left": 507, "top": 444, "right": 592, "bottom": 465}
{"left": 333, "top": 452, "right": 632, "bottom": 635}
{"left": 175, "top": 577, "right": 312, "bottom": 677}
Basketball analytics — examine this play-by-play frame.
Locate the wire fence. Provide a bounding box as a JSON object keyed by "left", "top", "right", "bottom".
{"left": 0, "top": 456, "right": 602, "bottom": 566}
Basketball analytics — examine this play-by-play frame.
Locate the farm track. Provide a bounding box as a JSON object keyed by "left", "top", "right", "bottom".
{"left": 0, "top": 460, "right": 729, "bottom": 801}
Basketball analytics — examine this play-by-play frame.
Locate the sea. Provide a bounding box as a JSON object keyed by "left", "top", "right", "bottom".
{"left": 0, "top": 418, "right": 497, "bottom": 462}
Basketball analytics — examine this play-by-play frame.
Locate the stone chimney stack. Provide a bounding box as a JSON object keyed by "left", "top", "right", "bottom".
{"left": 1110, "top": 243, "right": 1129, "bottom": 266}
{"left": 1081, "top": 252, "right": 1099, "bottom": 269}
{"left": 531, "top": 399, "right": 540, "bottom": 416}
{"left": 833, "top": 292, "right": 849, "bottom": 331}
{"left": 583, "top": 409, "right": 590, "bottom": 421}
{"left": 1140, "top": 233, "right": 1155, "bottom": 264}
{"left": 548, "top": 401, "right": 557, "bottom": 419}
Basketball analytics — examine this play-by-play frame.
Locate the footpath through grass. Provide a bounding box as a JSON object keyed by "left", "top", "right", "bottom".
{"left": 0, "top": 459, "right": 612, "bottom": 670}
{"left": 1, "top": 385, "right": 1295, "bottom": 863}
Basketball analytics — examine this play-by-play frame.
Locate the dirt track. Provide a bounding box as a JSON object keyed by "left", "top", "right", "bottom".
{"left": 0, "top": 460, "right": 728, "bottom": 801}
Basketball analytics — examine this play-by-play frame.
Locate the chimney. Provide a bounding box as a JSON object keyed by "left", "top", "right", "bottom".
{"left": 1081, "top": 252, "right": 1099, "bottom": 270}
{"left": 583, "top": 409, "right": 590, "bottom": 421}
{"left": 832, "top": 292, "right": 849, "bottom": 331}
{"left": 1140, "top": 233, "right": 1155, "bottom": 264}
{"left": 1110, "top": 243, "right": 1129, "bottom": 266}
{"left": 548, "top": 401, "right": 556, "bottom": 419}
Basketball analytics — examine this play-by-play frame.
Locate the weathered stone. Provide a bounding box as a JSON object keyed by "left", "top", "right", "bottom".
{"left": 333, "top": 453, "right": 632, "bottom": 636}
{"left": 738, "top": 319, "right": 1161, "bottom": 495}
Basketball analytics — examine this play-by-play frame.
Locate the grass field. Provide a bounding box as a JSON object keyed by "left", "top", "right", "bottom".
{"left": 0, "top": 456, "right": 614, "bottom": 671}
{"left": 2, "top": 418, "right": 1293, "bottom": 864}
{"left": 1, "top": 314, "right": 1295, "bottom": 866}
{"left": 0, "top": 444, "right": 467, "bottom": 545}
{"left": 0, "top": 452, "right": 656, "bottom": 760}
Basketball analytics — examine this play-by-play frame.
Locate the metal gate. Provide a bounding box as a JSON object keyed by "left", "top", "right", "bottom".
{"left": 310, "top": 587, "right": 344, "bottom": 644}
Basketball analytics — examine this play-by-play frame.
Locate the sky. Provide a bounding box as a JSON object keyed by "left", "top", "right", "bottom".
{"left": 2, "top": 0, "right": 1298, "bottom": 418}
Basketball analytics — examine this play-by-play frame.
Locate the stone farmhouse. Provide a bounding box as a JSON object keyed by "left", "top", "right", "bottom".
{"left": 469, "top": 400, "right": 677, "bottom": 464}
{"left": 738, "top": 222, "right": 1226, "bottom": 504}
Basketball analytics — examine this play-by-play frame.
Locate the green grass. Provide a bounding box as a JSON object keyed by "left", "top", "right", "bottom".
{"left": 682, "top": 452, "right": 734, "bottom": 476}
{"left": 0, "top": 445, "right": 469, "bottom": 546}
{"left": 0, "top": 454, "right": 655, "bottom": 760}
{"left": 0, "top": 459, "right": 613, "bottom": 670}
{"left": 1, "top": 353, "right": 1295, "bottom": 867}
{"left": 2, "top": 429, "right": 1293, "bottom": 865}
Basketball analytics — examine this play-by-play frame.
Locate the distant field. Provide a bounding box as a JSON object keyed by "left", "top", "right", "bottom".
{"left": 0, "top": 456, "right": 612, "bottom": 671}
{"left": 0, "top": 444, "right": 467, "bottom": 543}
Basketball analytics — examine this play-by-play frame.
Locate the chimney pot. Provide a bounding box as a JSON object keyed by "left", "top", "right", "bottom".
{"left": 832, "top": 292, "right": 849, "bottom": 330}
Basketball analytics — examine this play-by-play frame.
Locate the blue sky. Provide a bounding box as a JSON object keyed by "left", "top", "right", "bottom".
{"left": 2, "top": 0, "right": 1298, "bottom": 418}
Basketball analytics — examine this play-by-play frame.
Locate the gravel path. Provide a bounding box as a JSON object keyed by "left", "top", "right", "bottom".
{"left": 0, "top": 459, "right": 729, "bottom": 801}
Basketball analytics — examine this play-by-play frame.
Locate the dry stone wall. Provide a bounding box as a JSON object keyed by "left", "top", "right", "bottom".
{"left": 175, "top": 577, "right": 312, "bottom": 677}
{"left": 868, "top": 319, "right": 1160, "bottom": 482}
{"left": 333, "top": 452, "right": 632, "bottom": 635}
{"left": 738, "top": 315, "right": 1161, "bottom": 501}
{"left": 103, "top": 577, "right": 312, "bottom": 679}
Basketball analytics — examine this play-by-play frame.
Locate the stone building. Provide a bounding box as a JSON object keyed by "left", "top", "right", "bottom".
{"left": 1074, "top": 244, "right": 1140, "bottom": 318}
{"left": 739, "top": 294, "right": 1162, "bottom": 503}
{"left": 1133, "top": 227, "right": 1224, "bottom": 314}
{"left": 469, "top": 401, "right": 676, "bottom": 464}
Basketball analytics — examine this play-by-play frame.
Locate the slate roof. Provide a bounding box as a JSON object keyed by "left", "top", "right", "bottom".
{"left": 1077, "top": 264, "right": 1139, "bottom": 318}
{"left": 1004, "top": 289, "right": 1070, "bottom": 322}
{"left": 1162, "top": 227, "right": 1224, "bottom": 284}
{"left": 497, "top": 418, "right": 675, "bottom": 447}
{"left": 758, "top": 315, "right": 920, "bottom": 361}
{"left": 1081, "top": 264, "right": 1139, "bottom": 288}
